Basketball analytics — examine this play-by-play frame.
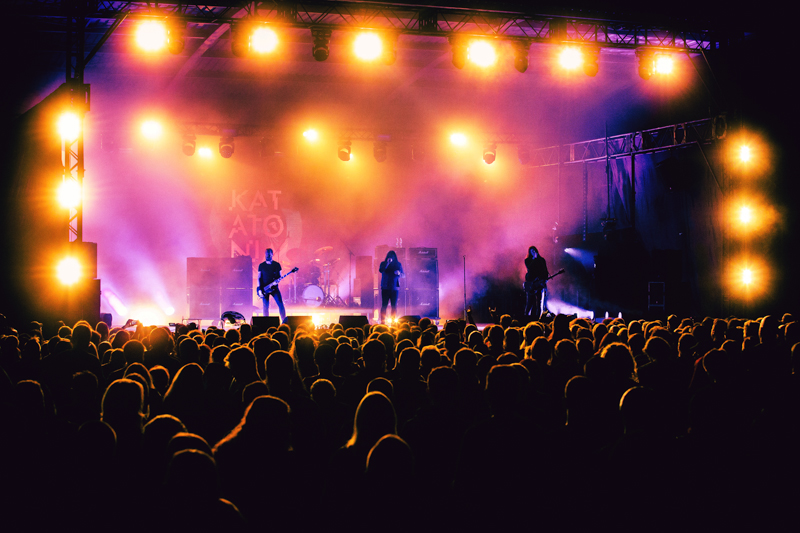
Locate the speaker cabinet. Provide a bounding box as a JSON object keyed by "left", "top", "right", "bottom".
{"left": 284, "top": 316, "right": 313, "bottom": 331}
{"left": 220, "top": 256, "right": 253, "bottom": 288}
{"left": 339, "top": 315, "right": 370, "bottom": 329}
{"left": 221, "top": 288, "right": 254, "bottom": 319}
{"left": 187, "top": 258, "right": 220, "bottom": 288}
{"left": 188, "top": 287, "right": 220, "bottom": 319}
{"left": 356, "top": 256, "right": 374, "bottom": 309}
{"left": 408, "top": 289, "right": 439, "bottom": 318}
{"left": 407, "top": 258, "right": 438, "bottom": 289}
{"left": 374, "top": 288, "right": 406, "bottom": 316}
{"left": 408, "top": 247, "right": 437, "bottom": 260}
{"left": 252, "top": 316, "right": 280, "bottom": 335}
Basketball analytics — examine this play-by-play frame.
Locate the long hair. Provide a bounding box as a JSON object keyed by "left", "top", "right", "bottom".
{"left": 527, "top": 246, "right": 538, "bottom": 259}
{"left": 385, "top": 250, "right": 399, "bottom": 263}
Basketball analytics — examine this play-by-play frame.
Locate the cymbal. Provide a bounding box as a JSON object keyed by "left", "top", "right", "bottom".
{"left": 314, "top": 246, "right": 333, "bottom": 255}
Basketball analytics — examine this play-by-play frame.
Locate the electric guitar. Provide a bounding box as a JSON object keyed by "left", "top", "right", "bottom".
{"left": 524, "top": 268, "right": 565, "bottom": 292}
{"left": 257, "top": 267, "right": 299, "bottom": 297}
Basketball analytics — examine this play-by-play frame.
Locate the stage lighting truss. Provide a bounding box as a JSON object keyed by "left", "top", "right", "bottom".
{"left": 182, "top": 134, "right": 196, "bottom": 156}
{"left": 338, "top": 140, "right": 352, "bottom": 161}
{"left": 219, "top": 137, "right": 235, "bottom": 158}
{"left": 518, "top": 144, "right": 531, "bottom": 165}
{"left": 483, "top": 143, "right": 497, "bottom": 164}
{"left": 636, "top": 49, "right": 673, "bottom": 79}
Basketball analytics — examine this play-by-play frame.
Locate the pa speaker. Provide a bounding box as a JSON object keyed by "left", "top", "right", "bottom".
{"left": 284, "top": 316, "right": 313, "bottom": 331}
{"left": 407, "top": 258, "right": 438, "bottom": 289}
{"left": 339, "top": 315, "right": 370, "bottom": 329}
{"left": 220, "top": 256, "right": 253, "bottom": 288}
{"left": 252, "top": 316, "right": 280, "bottom": 335}
{"left": 398, "top": 315, "right": 421, "bottom": 325}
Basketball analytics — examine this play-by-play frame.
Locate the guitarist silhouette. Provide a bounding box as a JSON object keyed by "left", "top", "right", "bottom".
{"left": 257, "top": 248, "right": 288, "bottom": 323}
{"left": 524, "top": 246, "right": 550, "bottom": 320}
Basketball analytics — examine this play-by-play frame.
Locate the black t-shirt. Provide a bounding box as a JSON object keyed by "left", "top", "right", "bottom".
{"left": 525, "top": 256, "right": 549, "bottom": 283}
{"left": 258, "top": 261, "right": 282, "bottom": 290}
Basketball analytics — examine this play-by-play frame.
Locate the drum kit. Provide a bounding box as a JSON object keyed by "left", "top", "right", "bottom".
{"left": 284, "top": 245, "right": 347, "bottom": 308}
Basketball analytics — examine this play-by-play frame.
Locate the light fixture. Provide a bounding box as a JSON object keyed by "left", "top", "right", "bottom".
{"left": 231, "top": 22, "right": 250, "bottom": 57}
{"left": 57, "top": 257, "right": 81, "bottom": 285}
{"left": 559, "top": 46, "right": 583, "bottom": 70}
{"left": 654, "top": 53, "right": 674, "bottom": 75}
{"left": 252, "top": 26, "right": 278, "bottom": 54}
{"left": 57, "top": 180, "right": 81, "bottom": 209}
{"left": 449, "top": 35, "right": 467, "bottom": 69}
{"left": 739, "top": 144, "right": 752, "bottom": 163}
{"left": 583, "top": 47, "right": 600, "bottom": 77}
{"left": 338, "top": 140, "right": 352, "bottom": 161}
{"left": 354, "top": 32, "right": 382, "bottom": 61}
{"left": 303, "top": 129, "right": 319, "bottom": 142}
{"left": 739, "top": 206, "right": 753, "bottom": 224}
{"left": 513, "top": 40, "right": 530, "bottom": 73}
{"left": 136, "top": 20, "right": 168, "bottom": 52}
{"left": 219, "top": 137, "right": 235, "bottom": 158}
{"left": 483, "top": 143, "right": 497, "bottom": 164}
{"left": 312, "top": 28, "right": 332, "bottom": 61}
{"left": 167, "top": 20, "right": 186, "bottom": 55}
{"left": 58, "top": 112, "right": 81, "bottom": 142}
{"left": 518, "top": 144, "right": 530, "bottom": 165}
{"left": 450, "top": 133, "right": 467, "bottom": 146}
{"left": 198, "top": 147, "right": 213, "bottom": 158}
{"left": 636, "top": 49, "right": 654, "bottom": 80}
{"left": 468, "top": 40, "right": 496, "bottom": 67}
{"left": 141, "top": 120, "right": 163, "bottom": 140}
{"left": 373, "top": 141, "right": 387, "bottom": 162}
{"left": 182, "top": 134, "right": 196, "bottom": 156}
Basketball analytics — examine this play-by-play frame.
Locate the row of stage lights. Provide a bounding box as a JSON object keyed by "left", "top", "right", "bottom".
{"left": 135, "top": 19, "right": 676, "bottom": 78}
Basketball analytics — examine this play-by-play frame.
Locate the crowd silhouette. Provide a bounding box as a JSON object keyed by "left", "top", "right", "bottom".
{"left": 1, "top": 310, "right": 798, "bottom": 531}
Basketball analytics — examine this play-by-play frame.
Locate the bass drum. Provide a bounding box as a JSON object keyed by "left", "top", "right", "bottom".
{"left": 302, "top": 284, "right": 324, "bottom": 307}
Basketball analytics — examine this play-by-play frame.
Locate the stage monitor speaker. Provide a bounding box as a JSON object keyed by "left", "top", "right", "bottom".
{"left": 408, "top": 289, "right": 439, "bottom": 318}
{"left": 188, "top": 287, "right": 220, "bottom": 319}
{"left": 221, "top": 288, "right": 254, "bottom": 319}
{"left": 220, "top": 256, "right": 253, "bottom": 288}
{"left": 339, "top": 315, "right": 370, "bottom": 329}
{"left": 407, "top": 258, "right": 438, "bottom": 289}
{"left": 252, "top": 316, "right": 280, "bottom": 335}
{"left": 284, "top": 315, "right": 313, "bottom": 331}
{"left": 408, "top": 247, "right": 437, "bottom": 260}
{"left": 187, "top": 258, "right": 220, "bottom": 288}
{"left": 398, "top": 315, "right": 421, "bottom": 325}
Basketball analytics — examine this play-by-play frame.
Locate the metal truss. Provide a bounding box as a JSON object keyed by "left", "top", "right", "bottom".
{"left": 526, "top": 115, "right": 728, "bottom": 167}
{"left": 61, "top": 81, "right": 90, "bottom": 243}
{"left": 14, "top": 1, "right": 716, "bottom": 52}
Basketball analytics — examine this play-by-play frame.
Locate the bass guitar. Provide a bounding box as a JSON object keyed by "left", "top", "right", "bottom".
{"left": 523, "top": 268, "right": 565, "bottom": 292}
{"left": 257, "top": 267, "right": 299, "bottom": 297}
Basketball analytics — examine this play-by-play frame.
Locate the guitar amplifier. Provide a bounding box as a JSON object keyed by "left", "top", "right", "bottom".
{"left": 187, "top": 258, "right": 220, "bottom": 288}
{"left": 407, "top": 258, "right": 438, "bottom": 289}
{"left": 221, "top": 288, "right": 255, "bottom": 319}
{"left": 188, "top": 287, "right": 220, "bottom": 319}
{"left": 220, "top": 256, "right": 253, "bottom": 289}
{"left": 408, "top": 289, "right": 439, "bottom": 318}
{"left": 408, "top": 247, "right": 437, "bottom": 260}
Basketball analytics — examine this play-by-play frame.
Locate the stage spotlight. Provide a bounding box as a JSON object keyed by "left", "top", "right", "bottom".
{"left": 583, "top": 47, "right": 600, "bottom": 77}
{"left": 354, "top": 32, "right": 382, "bottom": 61}
{"left": 312, "top": 28, "right": 332, "bottom": 61}
{"left": 518, "top": 144, "right": 530, "bottom": 165}
{"left": 141, "top": 120, "right": 163, "bottom": 140}
{"left": 252, "top": 26, "right": 278, "bottom": 54}
{"left": 219, "top": 137, "right": 235, "bottom": 158}
{"left": 559, "top": 47, "right": 583, "bottom": 70}
{"left": 137, "top": 20, "right": 168, "bottom": 52}
{"left": 374, "top": 141, "right": 387, "bottom": 162}
{"left": 483, "top": 143, "right": 497, "bottom": 164}
{"left": 450, "top": 133, "right": 467, "bottom": 146}
{"left": 182, "top": 134, "right": 196, "bottom": 156}
{"left": 468, "top": 40, "right": 496, "bottom": 67}
{"left": 739, "top": 144, "right": 752, "bottom": 163}
{"left": 58, "top": 112, "right": 81, "bottom": 141}
{"left": 338, "top": 140, "right": 352, "bottom": 161}
{"left": 636, "top": 49, "right": 654, "bottom": 79}
{"left": 742, "top": 268, "right": 753, "bottom": 286}
{"left": 198, "top": 147, "right": 213, "bottom": 158}
{"left": 513, "top": 40, "right": 530, "bottom": 73}
{"left": 57, "top": 257, "right": 81, "bottom": 285}
{"left": 655, "top": 53, "right": 674, "bottom": 75}
{"left": 449, "top": 35, "right": 467, "bottom": 69}
{"left": 167, "top": 20, "right": 186, "bottom": 54}
{"left": 57, "top": 180, "right": 81, "bottom": 209}
{"left": 739, "top": 206, "right": 753, "bottom": 225}
{"left": 231, "top": 22, "right": 250, "bottom": 57}
{"left": 303, "top": 129, "right": 319, "bottom": 142}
